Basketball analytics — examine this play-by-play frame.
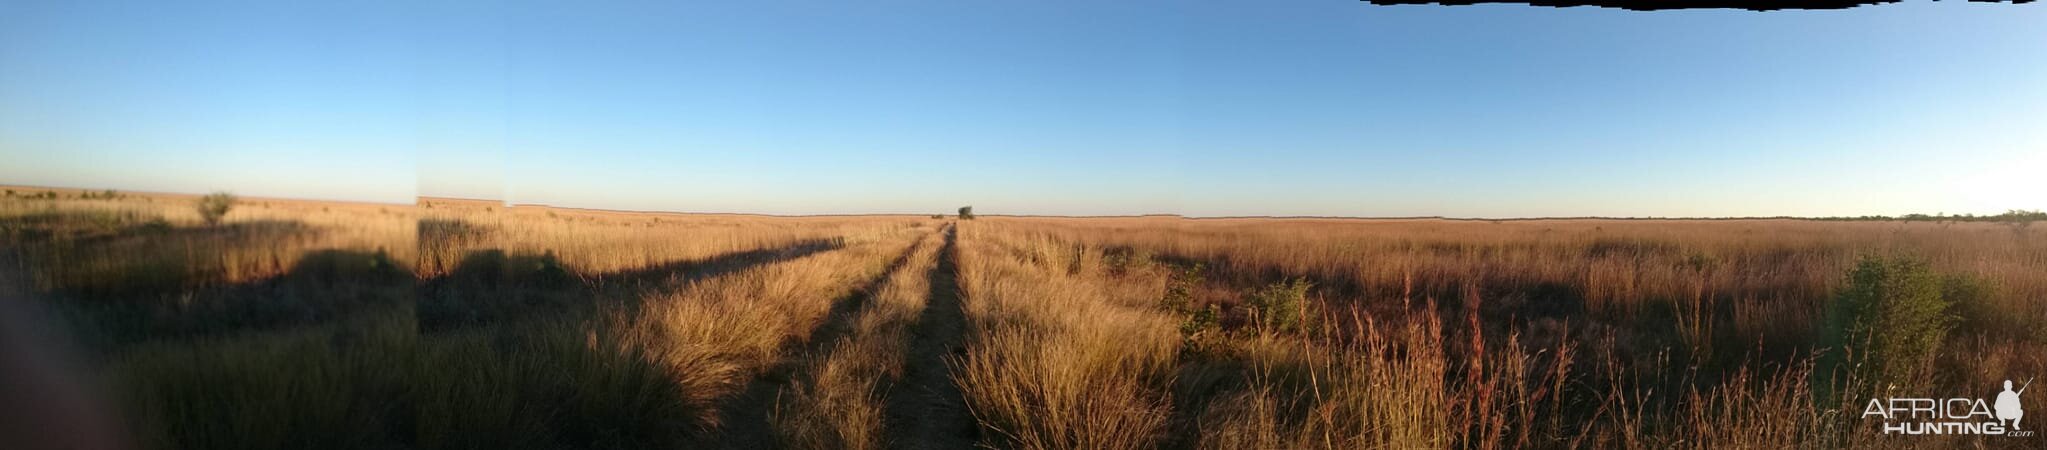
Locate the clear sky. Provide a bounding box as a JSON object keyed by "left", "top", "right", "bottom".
{"left": 2, "top": 1, "right": 2042, "bottom": 217}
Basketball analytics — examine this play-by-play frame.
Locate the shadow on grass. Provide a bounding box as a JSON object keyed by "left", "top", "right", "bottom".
{"left": 0, "top": 212, "right": 419, "bottom": 350}
{"left": 417, "top": 238, "right": 845, "bottom": 332}
{"left": 111, "top": 307, "right": 416, "bottom": 450}
{"left": 16, "top": 219, "right": 320, "bottom": 301}
{"left": 61, "top": 248, "right": 412, "bottom": 350}
{"left": 412, "top": 317, "right": 706, "bottom": 450}
{"left": 2, "top": 208, "right": 173, "bottom": 244}
{"left": 697, "top": 233, "right": 926, "bottom": 449}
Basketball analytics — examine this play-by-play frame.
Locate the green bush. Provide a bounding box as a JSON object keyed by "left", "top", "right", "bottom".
{"left": 1246, "top": 278, "right": 1314, "bottom": 334}
{"left": 197, "top": 192, "right": 236, "bottom": 226}
{"left": 1156, "top": 264, "right": 1225, "bottom": 354}
{"left": 1823, "top": 256, "right": 1956, "bottom": 389}
{"left": 1940, "top": 273, "right": 2003, "bottom": 335}
{"left": 1159, "top": 264, "right": 1202, "bottom": 312}
{"left": 958, "top": 205, "right": 974, "bottom": 220}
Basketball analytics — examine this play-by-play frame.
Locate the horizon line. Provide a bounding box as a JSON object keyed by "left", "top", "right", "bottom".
{"left": 5, "top": 185, "right": 2036, "bottom": 222}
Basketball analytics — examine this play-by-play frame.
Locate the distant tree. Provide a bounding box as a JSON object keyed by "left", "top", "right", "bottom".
{"left": 958, "top": 206, "right": 974, "bottom": 220}
{"left": 79, "top": 189, "right": 119, "bottom": 200}
{"left": 197, "top": 192, "right": 236, "bottom": 226}
{"left": 2006, "top": 209, "right": 2043, "bottom": 235}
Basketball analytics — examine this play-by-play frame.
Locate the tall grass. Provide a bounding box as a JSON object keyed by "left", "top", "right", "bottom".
{"left": 957, "top": 217, "right": 2043, "bottom": 448}
{"left": 13, "top": 187, "right": 2043, "bottom": 448}
{"left": 6, "top": 189, "right": 936, "bottom": 449}
{"left": 769, "top": 229, "right": 946, "bottom": 449}
{"left": 989, "top": 217, "right": 2045, "bottom": 331}
{"left": 417, "top": 197, "right": 919, "bottom": 279}
{"left": 952, "top": 223, "right": 1181, "bottom": 449}
{"left": 5, "top": 192, "right": 415, "bottom": 297}
{"left": 111, "top": 308, "right": 415, "bottom": 450}
{"left": 413, "top": 222, "right": 925, "bottom": 448}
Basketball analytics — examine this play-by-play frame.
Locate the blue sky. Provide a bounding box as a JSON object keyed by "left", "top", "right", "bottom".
{"left": 2, "top": 1, "right": 2041, "bottom": 217}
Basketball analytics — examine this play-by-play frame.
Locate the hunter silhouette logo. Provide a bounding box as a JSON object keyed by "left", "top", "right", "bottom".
{"left": 1864, "top": 377, "right": 2034, "bottom": 437}
{"left": 1997, "top": 378, "right": 2029, "bottom": 431}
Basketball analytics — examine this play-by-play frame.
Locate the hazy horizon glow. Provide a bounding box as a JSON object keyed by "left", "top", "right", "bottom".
{"left": 3, "top": 1, "right": 2043, "bottom": 217}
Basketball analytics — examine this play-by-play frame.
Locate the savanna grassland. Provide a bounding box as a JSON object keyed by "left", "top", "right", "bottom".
{"left": 3, "top": 185, "right": 2044, "bottom": 449}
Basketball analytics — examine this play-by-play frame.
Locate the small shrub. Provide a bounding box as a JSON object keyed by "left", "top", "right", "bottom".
{"left": 1103, "top": 248, "right": 1144, "bottom": 276}
{"left": 958, "top": 206, "right": 974, "bottom": 220}
{"left": 1245, "top": 278, "right": 1313, "bottom": 334}
{"left": 1823, "top": 256, "right": 1956, "bottom": 390}
{"left": 197, "top": 192, "right": 236, "bottom": 226}
{"left": 1180, "top": 304, "right": 1219, "bottom": 344}
{"left": 1159, "top": 264, "right": 1203, "bottom": 313}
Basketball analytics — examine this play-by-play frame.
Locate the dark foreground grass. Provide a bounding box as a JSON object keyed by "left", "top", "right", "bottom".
{"left": 111, "top": 308, "right": 415, "bottom": 450}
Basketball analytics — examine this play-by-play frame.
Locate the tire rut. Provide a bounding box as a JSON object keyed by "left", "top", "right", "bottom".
{"left": 691, "top": 232, "right": 928, "bottom": 449}
{"left": 885, "top": 224, "right": 977, "bottom": 449}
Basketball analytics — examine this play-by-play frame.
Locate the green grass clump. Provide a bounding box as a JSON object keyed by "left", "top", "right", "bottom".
{"left": 1245, "top": 278, "right": 1313, "bottom": 334}
{"left": 1823, "top": 256, "right": 1957, "bottom": 390}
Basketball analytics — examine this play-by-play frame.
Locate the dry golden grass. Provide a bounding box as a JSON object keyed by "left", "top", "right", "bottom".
{"left": 5, "top": 187, "right": 414, "bottom": 293}
{"left": 1002, "top": 216, "right": 2042, "bottom": 296}
{"left": 418, "top": 197, "right": 921, "bottom": 279}
{"left": 952, "top": 222, "right": 1182, "bottom": 450}
{"left": 769, "top": 228, "right": 947, "bottom": 450}
{"left": 415, "top": 207, "right": 932, "bottom": 448}
{"left": 982, "top": 216, "right": 2047, "bottom": 370}
{"left": 950, "top": 216, "right": 2045, "bottom": 449}
{"left": 12, "top": 184, "right": 2043, "bottom": 449}
{"left": 634, "top": 224, "right": 922, "bottom": 394}
{"left": 3, "top": 187, "right": 419, "bottom": 449}
{"left": 5, "top": 187, "right": 945, "bottom": 449}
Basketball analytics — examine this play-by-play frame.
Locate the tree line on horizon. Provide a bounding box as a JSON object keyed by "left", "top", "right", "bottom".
{"left": 1813, "top": 209, "right": 2046, "bottom": 223}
